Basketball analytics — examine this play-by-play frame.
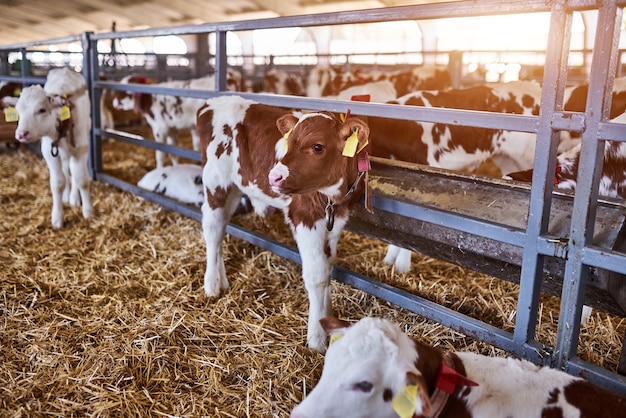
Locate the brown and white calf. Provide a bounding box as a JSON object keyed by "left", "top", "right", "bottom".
{"left": 112, "top": 72, "right": 240, "bottom": 168}
{"left": 12, "top": 67, "right": 92, "bottom": 229}
{"left": 369, "top": 80, "right": 542, "bottom": 272}
{"left": 291, "top": 316, "right": 626, "bottom": 418}
{"left": 197, "top": 95, "right": 370, "bottom": 352}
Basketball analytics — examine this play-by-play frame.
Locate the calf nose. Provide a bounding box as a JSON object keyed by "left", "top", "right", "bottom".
{"left": 15, "top": 130, "right": 29, "bottom": 142}
{"left": 268, "top": 170, "right": 283, "bottom": 187}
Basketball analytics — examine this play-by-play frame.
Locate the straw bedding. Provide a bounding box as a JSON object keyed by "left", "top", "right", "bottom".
{"left": 1, "top": 133, "right": 624, "bottom": 417}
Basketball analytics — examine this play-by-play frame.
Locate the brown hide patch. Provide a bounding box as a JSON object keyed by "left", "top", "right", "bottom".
{"left": 412, "top": 342, "right": 472, "bottom": 418}
{"left": 237, "top": 103, "right": 292, "bottom": 192}
{"left": 197, "top": 106, "right": 214, "bottom": 164}
{"left": 368, "top": 116, "right": 428, "bottom": 164}
{"left": 204, "top": 185, "right": 231, "bottom": 210}
{"left": 562, "top": 379, "right": 626, "bottom": 418}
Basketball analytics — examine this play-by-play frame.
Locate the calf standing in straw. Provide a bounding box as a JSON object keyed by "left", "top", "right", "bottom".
{"left": 10, "top": 67, "right": 92, "bottom": 228}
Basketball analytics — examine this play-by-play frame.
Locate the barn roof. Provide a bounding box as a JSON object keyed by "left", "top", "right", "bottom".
{"left": 0, "top": 0, "right": 452, "bottom": 46}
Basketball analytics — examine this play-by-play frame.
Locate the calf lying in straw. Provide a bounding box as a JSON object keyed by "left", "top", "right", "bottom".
{"left": 291, "top": 316, "right": 626, "bottom": 418}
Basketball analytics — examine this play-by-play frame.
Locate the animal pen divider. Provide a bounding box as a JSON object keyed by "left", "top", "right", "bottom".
{"left": 3, "top": 0, "right": 626, "bottom": 397}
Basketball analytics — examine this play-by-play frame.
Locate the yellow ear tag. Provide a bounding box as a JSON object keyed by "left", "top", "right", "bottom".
{"left": 342, "top": 127, "right": 359, "bottom": 157}
{"left": 13, "top": 88, "right": 21, "bottom": 97}
{"left": 281, "top": 128, "right": 292, "bottom": 153}
{"left": 5, "top": 107, "right": 18, "bottom": 122}
{"left": 329, "top": 332, "right": 343, "bottom": 346}
{"left": 60, "top": 105, "right": 71, "bottom": 121}
{"left": 391, "top": 383, "right": 418, "bottom": 418}
{"left": 339, "top": 113, "right": 345, "bottom": 123}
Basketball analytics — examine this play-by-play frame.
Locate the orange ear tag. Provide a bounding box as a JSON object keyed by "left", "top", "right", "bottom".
{"left": 5, "top": 107, "right": 18, "bottom": 122}
{"left": 342, "top": 127, "right": 359, "bottom": 157}
{"left": 60, "top": 105, "right": 71, "bottom": 121}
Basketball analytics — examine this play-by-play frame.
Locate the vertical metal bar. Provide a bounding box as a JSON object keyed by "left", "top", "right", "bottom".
{"left": 554, "top": 0, "right": 622, "bottom": 368}
{"left": 81, "top": 32, "right": 98, "bottom": 181}
{"left": 514, "top": 1, "right": 572, "bottom": 354}
{"left": 214, "top": 30, "right": 227, "bottom": 91}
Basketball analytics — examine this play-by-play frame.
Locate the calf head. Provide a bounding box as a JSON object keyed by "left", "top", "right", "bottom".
{"left": 291, "top": 317, "right": 431, "bottom": 418}
{"left": 268, "top": 112, "right": 369, "bottom": 197}
{"left": 111, "top": 75, "right": 151, "bottom": 114}
{"left": 13, "top": 85, "right": 63, "bottom": 143}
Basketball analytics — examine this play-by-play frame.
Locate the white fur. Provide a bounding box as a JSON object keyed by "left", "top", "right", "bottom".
{"left": 14, "top": 68, "right": 92, "bottom": 229}
{"left": 137, "top": 164, "right": 204, "bottom": 206}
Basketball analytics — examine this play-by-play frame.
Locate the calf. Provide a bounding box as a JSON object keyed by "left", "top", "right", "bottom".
{"left": 370, "top": 80, "right": 542, "bottom": 272}
{"left": 197, "top": 95, "right": 370, "bottom": 352}
{"left": 263, "top": 68, "right": 305, "bottom": 96}
{"left": 291, "top": 316, "right": 626, "bottom": 418}
{"left": 12, "top": 67, "right": 92, "bottom": 229}
{"left": 112, "top": 72, "right": 240, "bottom": 168}
{"left": 137, "top": 163, "right": 204, "bottom": 206}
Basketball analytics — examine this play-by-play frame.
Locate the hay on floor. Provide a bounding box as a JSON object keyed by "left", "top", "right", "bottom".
{"left": 1, "top": 138, "right": 624, "bottom": 417}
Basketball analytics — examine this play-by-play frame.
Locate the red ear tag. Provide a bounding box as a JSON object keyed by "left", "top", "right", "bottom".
{"left": 435, "top": 364, "right": 479, "bottom": 394}
{"left": 344, "top": 108, "right": 351, "bottom": 121}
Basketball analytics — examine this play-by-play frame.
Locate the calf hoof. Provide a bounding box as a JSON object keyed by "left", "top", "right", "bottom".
{"left": 307, "top": 329, "right": 328, "bottom": 353}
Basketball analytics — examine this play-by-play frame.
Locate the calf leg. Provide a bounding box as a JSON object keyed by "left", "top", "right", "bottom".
{"left": 383, "top": 244, "right": 412, "bottom": 273}
{"left": 293, "top": 217, "right": 345, "bottom": 352}
{"left": 166, "top": 132, "right": 179, "bottom": 166}
{"left": 41, "top": 139, "right": 66, "bottom": 229}
{"left": 69, "top": 152, "right": 93, "bottom": 219}
{"left": 190, "top": 128, "right": 200, "bottom": 152}
{"left": 202, "top": 184, "right": 243, "bottom": 297}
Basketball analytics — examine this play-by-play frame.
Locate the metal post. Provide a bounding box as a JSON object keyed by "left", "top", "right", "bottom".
{"left": 513, "top": 0, "right": 572, "bottom": 360}
{"left": 554, "top": 0, "right": 622, "bottom": 369}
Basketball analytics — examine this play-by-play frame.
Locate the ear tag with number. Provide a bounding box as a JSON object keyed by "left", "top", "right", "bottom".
{"left": 391, "top": 383, "right": 418, "bottom": 418}
{"left": 5, "top": 107, "right": 19, "bottom": 122}
{"left": 342, "top": 127, "right": 359, "bottom": 157}
{"left": 60, "top": 105, "right": 71, "bottom": 121}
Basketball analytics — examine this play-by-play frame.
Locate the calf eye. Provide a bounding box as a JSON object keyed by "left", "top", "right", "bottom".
{"left": 353, "top": 381, "right": 373, "bottom": 393}
{"left": 312, "top": 144, "right": 324, "bottom": 153}
{"left": 38, "top": 108, "right": 46, "bottom": 114}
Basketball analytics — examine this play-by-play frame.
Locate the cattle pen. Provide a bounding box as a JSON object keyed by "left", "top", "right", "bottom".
{"left": 2, "top": 0, "right": 626, "bottom": 415}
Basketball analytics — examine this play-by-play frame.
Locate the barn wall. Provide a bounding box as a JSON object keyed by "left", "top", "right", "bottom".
{"left": 1, "top": 0, "right": 626, "bottom": 396}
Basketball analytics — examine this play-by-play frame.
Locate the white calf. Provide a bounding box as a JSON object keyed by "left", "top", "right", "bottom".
{"left": 292, "top": 316, "right": 626, "bottom": 418}
{"left": 13, "top": 68, "right": 92, "bottom": 229}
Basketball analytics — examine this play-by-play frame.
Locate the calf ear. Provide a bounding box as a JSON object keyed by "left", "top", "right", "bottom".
{"left": 319, "top": 317, "right": 350, "bottom": 334}
{"left": 339, "top": 117, "right": 370, "bottom": 152}
{"left": 276, "top": 114, "right": 298, "bottom": 136}
{"left": 406, "top": 371, "right": 432, "bottom": 417}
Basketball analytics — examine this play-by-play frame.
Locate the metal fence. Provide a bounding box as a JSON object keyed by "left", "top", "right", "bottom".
{"left": 2, "top": 0, "right": 626, "bottom": 396}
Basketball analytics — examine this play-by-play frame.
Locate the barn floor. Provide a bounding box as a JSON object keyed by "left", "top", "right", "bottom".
{"left": 1, "top": 133, "right": 625, "bottom": 417}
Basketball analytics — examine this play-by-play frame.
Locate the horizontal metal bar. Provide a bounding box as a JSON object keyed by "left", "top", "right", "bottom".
{"left": 597, "top": 120, "right": 626, "bottom": 142}
{"left": 371, "top": 195, "right": 527, "bottom": 248}
{"left": 582, "top": 246, "right": 626, "bottom": 275}
{"left": 86, "top": 0, "right": 614, "bottom": 43}
{"left": 100, "top": 130, "right": 202, "bottom": 162}
{"left": 97, "top": 173, "right": 202, "bottom": 221}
